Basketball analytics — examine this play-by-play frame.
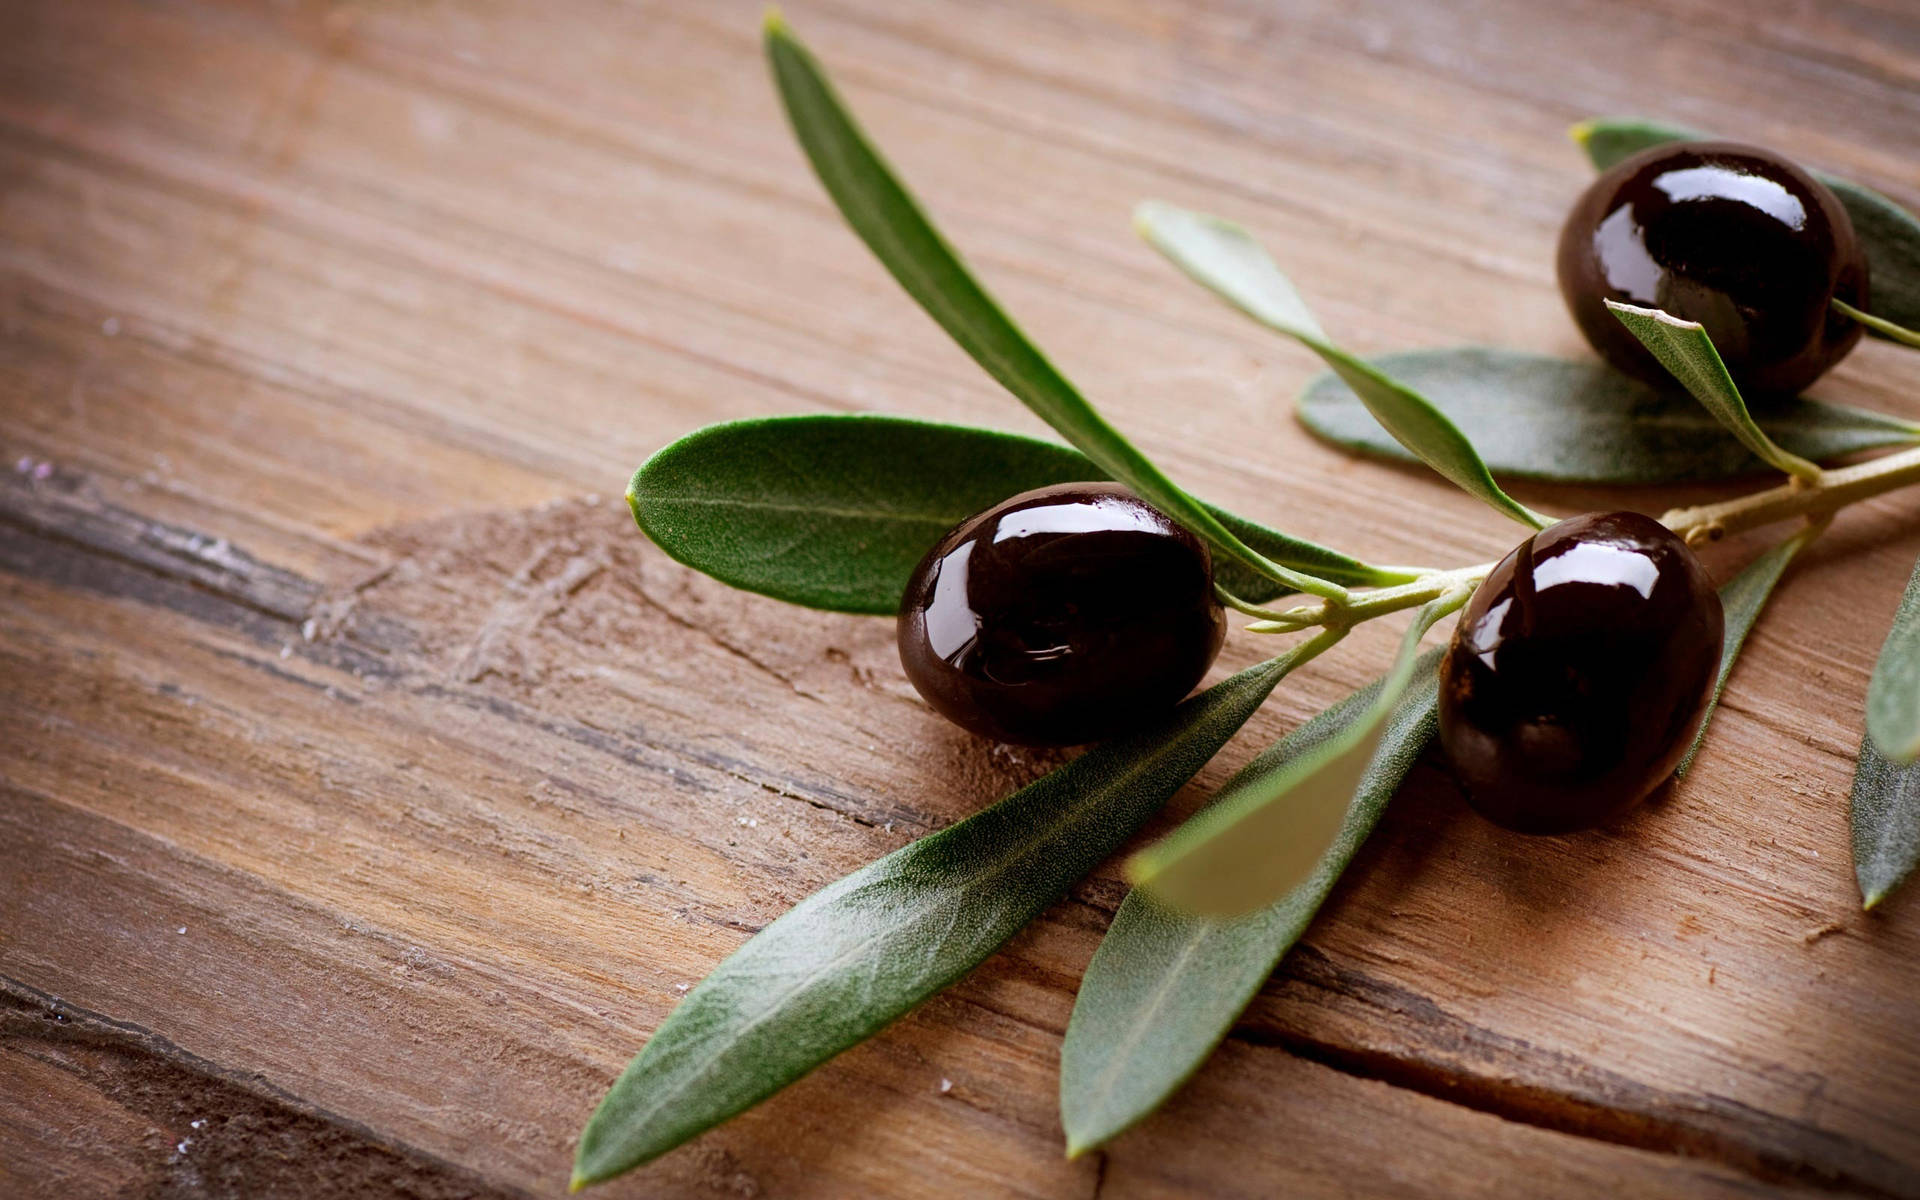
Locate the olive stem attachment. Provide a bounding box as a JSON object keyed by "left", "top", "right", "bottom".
{"left": 1661, "top": 443, "right": 1920, "bottom": 546}
{"left": 1232, "top": 440, "right": 1920, "bottom": 635}
{"left": 1833, "top": 299, "right": 1920, "bottom": 350}
{"left": 1239, "top": 561, "right": 1495, "bottom": 635}
{"left": 1214, "top": 585, "right": 1296, "bottom": 621}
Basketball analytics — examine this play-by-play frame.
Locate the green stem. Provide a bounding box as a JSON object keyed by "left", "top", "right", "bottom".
{"left": 1269, "top": 622, "right": 1351, "bottom": 679}
{"left": 1230, "top": 437, "right": 1920, "bottom": 642}
{"left": 1834, "top": 298, "right": 1920, "bottom": 349}
{"left": 1242, "top": 561, "right": 1494, "bottom": 635}
{"left": 1214, "top": 585, "right": 1293, "bottom": 621}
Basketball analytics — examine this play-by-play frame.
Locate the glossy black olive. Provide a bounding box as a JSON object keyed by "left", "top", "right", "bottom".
{"left": 1557, "top": 141, "right": 1869, "bottom": 399}
{"left": 1438, "top": 512, "right": 1724, "bottom": 835}
{"left": 897, "top": 483, "right": 1226, "bottom": 746}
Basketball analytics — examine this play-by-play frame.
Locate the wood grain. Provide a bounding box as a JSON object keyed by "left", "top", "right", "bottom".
{"left": 3, "top": 0, "right": 1918, "bottom": 1196}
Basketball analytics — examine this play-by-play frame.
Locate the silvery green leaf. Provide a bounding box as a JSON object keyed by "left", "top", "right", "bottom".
{"left": 1296, "top": 348, "right": 1918, "bottom": 484}
{"left": 1676, "top": 528, "right": 1818, "bottom": 780}
{"left": 629, "top": 414, "right": 1411, "bottom": 614}
{"left": 1135, "top": 202, "right": 1548, "bottom": 530}
{"left": 1060, "top": 652, "right": 1439, "bottom": 1154}
{"left": 573, "top": 654, "right": 1295, "bottom": 1186}
{"left": 766, "top": 18, "right": 1342, "bottom": 599}
{"left": 1852, "top": 736, "right": 1920, "bottom": 911}
{"left": 1127, "top": 593, "right": 1463, "bottom": 916}
{"left": 1866, "top": 553, "right": 1920, "bottom": 765}
{"left": 1605, "top": 302, "right": 1821, "bottom": 481}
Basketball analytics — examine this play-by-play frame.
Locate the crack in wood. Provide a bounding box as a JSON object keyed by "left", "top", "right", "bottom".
{"left": 0, "top": 976, "right": 531, "bottom": 1200}
{"left": 0, "top": 474, "right": 398, "bottom": 683}
{"left": 1240, "top": 944, "right": 1916, "bottom": 1198}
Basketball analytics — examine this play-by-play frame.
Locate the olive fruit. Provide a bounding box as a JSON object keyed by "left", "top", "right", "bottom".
{"left": 897, "top": 483, "right": 1226, "bottom": 746}
{"left": 1557, "top": 140, "right": 1869, "bottom": 398}
{"left": 1438, "top": 512, "right": 1723, "bottom": 835}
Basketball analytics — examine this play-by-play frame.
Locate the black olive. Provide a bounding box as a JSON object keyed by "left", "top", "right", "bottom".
{"left": 1557, "top": 141, "right": 1869, "bottom": 399}
{"left": 897, "top": 483, "right": 1226, "bottom": 746}
{"left": 1439, "top": 512, "right": 1724, "bottom": 835}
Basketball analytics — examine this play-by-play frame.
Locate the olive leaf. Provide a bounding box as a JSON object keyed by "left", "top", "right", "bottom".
{"left": 765, "top": 17, "right": 1344, "bottom": 601}
{"left": 1296, "top": 348, "right": 1920, "bottom": 484}
{"left": 628, "top": 415, "right": 1411, "bottom": 615}
{"left": 571, "top": 653, "right": 1298, "bottom": 1188}
{"left": 1852, "top": 736, "right": 1920, "bottom": 910}
{"left": 1605, "top": 302, "right": 1823, "bottom": 481}
{"left": 1060, "top": 652, "right": 1440, "bottom": 1155}
{"left": 1126, "top": 590, "right": 1465, "bottom": 916}
{"left": 1675, "top": 526, "right": 1819, "bottom": 780}
{"left": 1574, "top": 117, "right": 1920, "bottom": 336}
{"left": 1134, "top": 202, "right": 1549, "bottom": 531}
{"left": 1866, "top": 552, "right": 1920, "bottom": 765}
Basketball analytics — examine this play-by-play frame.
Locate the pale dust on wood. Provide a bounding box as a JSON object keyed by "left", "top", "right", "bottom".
{"left": 2, "top": 0, "right": 1919, "bottom": 1197}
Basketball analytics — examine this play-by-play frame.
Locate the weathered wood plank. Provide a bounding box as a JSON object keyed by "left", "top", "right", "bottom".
{"left": 0, "top": 979, "right": 521, "bottom": 1200}
{"left": 3, "top": 0, "right": 1920, "bottom": 1194}
{"left": 4, "top": 468, "right": 1918, "bottom": 1195}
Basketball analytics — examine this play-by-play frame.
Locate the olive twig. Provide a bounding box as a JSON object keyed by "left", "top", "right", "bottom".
{"left": 1240, "top": 562, "right": 1495, "bottom": 635}
{"left": 1212, "top": 586, "right": 1298, "bottom": 622}
{"left": 1662, "top": 443, "right": 1920, "bottom": 545}
{"left": 1271, "top": 622, "right": 1351, "bottom": 676}
{"left": 1833, "top": 299, "right": 1920, "bottom": 350}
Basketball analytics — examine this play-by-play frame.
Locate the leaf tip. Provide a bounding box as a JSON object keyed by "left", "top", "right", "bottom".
{"left": 568, "top": 1170, "right": 592, "bottom": 1193}
{"left": 1604, "top": 299, "right": 1706, "bottom": 337}
{"left": 1063, "top": 1138, "right": 1094, "bottom": 1161}
{"left": 1567, "top": 119, "right": 1596, "bottom": 148}
{"left": 1871, "top": 726, "right": 1920, "bottom": 768}
{"left": 762, "top": 5, "right": 790, "bottom": 38}
{"left": 1861, "top": 888, "right": 1884, "bottom": 912}
{"left": 1130, "top": 200, "right": 1173, "bottom": 240}
{"left": 1119, "top": 845, "right": 1160, "bottom": 892}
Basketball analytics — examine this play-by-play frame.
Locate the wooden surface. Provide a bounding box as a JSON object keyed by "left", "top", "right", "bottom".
{"left": 4, "top": 1, "right": 1920, "bottom": 1196}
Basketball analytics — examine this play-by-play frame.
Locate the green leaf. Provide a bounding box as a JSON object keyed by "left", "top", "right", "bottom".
{"left": 1569, "top": 117, "right": 1713, "bottom": 172}
{"left": 1867, "top": 552, "right": 1920, "bottom": 765}
{"left": 1297, "top": 348, "right": 1919, "bottom": 484}
{"left": 1574, "top": 118, "right": 1920, "bottom": 336}
{"left": 571, "top": 653, "right": 1296, "bottom": 1187}
{"left": 1605, "top": 302, "right": 1822, "bottom": 481}
{"left": 1675, "top": 526, "right": 1818, "bottom": 780}
{"left": 1060, "top": 652, "right": 1440, "bottom": 1155}
{"left": 1852, "top": 735, "right": 1920, "bottom": 910}
{"left": 1134, "top": 202, "right": 1548, "bottom": 530}
{"left": 1127, "top": 591, "right": 1466, "bottom": 916}
{"left": 628, "top": 414, "right": 1410, "bottom": 615}
{"left": 764, "top": 17, "right": 1342, "bottom": 600}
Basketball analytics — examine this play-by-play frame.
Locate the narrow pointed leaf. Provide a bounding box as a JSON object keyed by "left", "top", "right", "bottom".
{"left": 1297, "top": 348, "right": 1919, "bottom": 483}
{"left": 628, "top": 415, "right": 1411, "bottom": 615}
{"left": 1127, "top": 594, "right": 1464, "bottom": 915}
{"left": 1060, "top": 652, "right": 1439, "bottom": 1154}
{"left": 1606, "top": 302, "right": 1822, "bottom": 480}
{"left": 1135, "top": 202, "right": 1548, "bottom": 530}
{"left": 1575, "top": 118, "right": 1920, "bottom": 336}
{"left": 1852, "top": 736, "right": 1920, "bottom": 910}
{"left": 1675, "top": 527, "right": 1818, "bottom": 779}
{"left": 1867, "top": 553, "right": 1920, "bottom": 765}
{"left": 1130, "top": 203, "right": 1327, "bottom": 342}
{"left": 1570, "top": 117, "right": 1712, "bottom": 172}
{"left": 764, "top": 18, "right": 1339, "bottom": 599}
{"left": 572, "top": 655, "right": 1294, "bottom": 1186}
